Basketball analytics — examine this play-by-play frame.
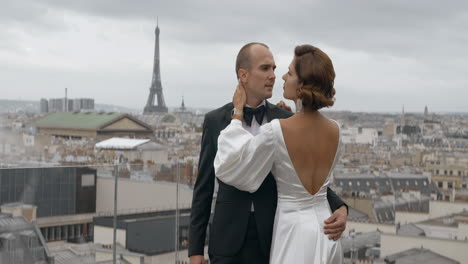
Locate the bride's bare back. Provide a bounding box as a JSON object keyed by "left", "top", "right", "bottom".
{"left": 279, "top": 112, "right": 340, "bottom": 196}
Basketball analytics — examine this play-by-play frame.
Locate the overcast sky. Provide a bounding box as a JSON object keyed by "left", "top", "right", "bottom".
{"left": 1, "top": 0, "right": 467, "bottom": 113}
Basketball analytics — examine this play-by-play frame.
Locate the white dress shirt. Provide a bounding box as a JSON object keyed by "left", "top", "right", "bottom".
{"left": 242, "top": 100, "right": 267, "bottom": 211}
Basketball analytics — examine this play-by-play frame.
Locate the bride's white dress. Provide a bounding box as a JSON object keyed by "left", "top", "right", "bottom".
{"left": 214, "top": 119, "right": 343, "bottom": 264}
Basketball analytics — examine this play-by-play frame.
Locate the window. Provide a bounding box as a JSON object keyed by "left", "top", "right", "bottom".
{"left": 438, "top": 182, "right": 443, "bottom": 188}
{"left": 349, "top": 182, "right": 352, "bottom": 186}
{"left": 436, "top": 170, "right": 439, "bottom": 175}
{"left": 5, "top": 239, "right": 12, "bottom": 252}
{"left": 81, "top": 174, "right": 95, "bottom": 187}
{"left": 55, "top": 226, "right": 61, "bottom": 240}
{"left": 448, "top": 182, "right": 453, "bottom": 189}
{"left": 462, "top": 184, "right": 467, "bottom": 189}
{"left": 449, "top": 170, "right": 453, "bottom": 176}
{"left": 26, "top": 237, "right": 33, "bottom": 248}
{"left": 41, "top": 228, "right": 48, "bottom": 241}
{"left": 62, "top": 226, "right": 68, "bottom": 240}
{"left": 50, "top": 227, "right": 55, "bottom": 241}
{"left": 366, "top": 181, "right": 370, "bottom": 186}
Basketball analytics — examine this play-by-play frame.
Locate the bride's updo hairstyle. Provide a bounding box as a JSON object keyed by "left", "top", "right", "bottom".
{"left": 294, "top": 45, "right": 336, "bottom": 111}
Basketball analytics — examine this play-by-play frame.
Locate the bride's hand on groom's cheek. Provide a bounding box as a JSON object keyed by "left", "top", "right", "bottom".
{"left": 323, "top": 205, "right": 347, "bottom": 240}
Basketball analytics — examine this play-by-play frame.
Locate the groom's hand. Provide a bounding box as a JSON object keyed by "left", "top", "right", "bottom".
{"left": 190, "top": 255, "right": 205, "bottom": 264}
{"left": 323, "top": 205, "right": 347, "bottom": 240}
{"left": 276, "top": 100, "right": 292, "bottom": 112}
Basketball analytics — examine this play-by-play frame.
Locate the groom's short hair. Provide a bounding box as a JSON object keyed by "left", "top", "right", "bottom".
{"left": 236, "top": 42, "right": 269, "bottom": 78}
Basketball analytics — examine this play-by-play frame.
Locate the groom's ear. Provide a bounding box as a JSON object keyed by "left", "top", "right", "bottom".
{"left": 238, "top": 68, "right": 249, "bottom": 83}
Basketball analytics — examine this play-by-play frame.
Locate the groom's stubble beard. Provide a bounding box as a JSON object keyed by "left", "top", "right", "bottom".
{"left": 243, "top": 73, "right": 275, "bottom": 105}
{"left": 244, "top": 83, "right": 274, "bottom": 107}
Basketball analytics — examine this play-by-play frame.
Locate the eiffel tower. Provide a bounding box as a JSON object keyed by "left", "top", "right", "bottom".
{"left": 144, "top": 21, "right": 168, "bottom": 114}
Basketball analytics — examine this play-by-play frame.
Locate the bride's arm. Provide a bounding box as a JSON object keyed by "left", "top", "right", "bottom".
{"left": 214, "top": 119, "right": 275, "bottom": 193}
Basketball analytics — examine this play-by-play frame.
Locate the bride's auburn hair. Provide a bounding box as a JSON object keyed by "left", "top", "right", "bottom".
{"left": 294, "top": 45, "right": 336, "bottom": 111}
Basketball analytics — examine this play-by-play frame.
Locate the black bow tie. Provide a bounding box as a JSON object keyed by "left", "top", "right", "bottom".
{"left": 243, "top": 105, "right": 266, "bottom": 127}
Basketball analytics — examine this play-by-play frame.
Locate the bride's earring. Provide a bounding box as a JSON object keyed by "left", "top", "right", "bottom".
{"left": 296, "top": 98, "right": 303, "bottom": 113}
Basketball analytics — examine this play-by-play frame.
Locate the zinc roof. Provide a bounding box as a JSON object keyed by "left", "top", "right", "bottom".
{"left": 35, "top": 112, "right": 124, "bottom": 130}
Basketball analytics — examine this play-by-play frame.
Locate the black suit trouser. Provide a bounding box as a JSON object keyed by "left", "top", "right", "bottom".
{"left": 209, "top": 213, "right": 269, "bottom": 264}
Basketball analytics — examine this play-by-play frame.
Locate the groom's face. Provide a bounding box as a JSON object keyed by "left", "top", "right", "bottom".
{"left": 244, "top": 45, "right": 276, "bottom": 101}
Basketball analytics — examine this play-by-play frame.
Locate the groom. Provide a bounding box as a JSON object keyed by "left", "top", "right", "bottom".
{"left": 189, "top": 42, "right": 348, "bottom": 264}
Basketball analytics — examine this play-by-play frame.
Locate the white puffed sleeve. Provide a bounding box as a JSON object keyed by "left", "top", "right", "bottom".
{"left": 214, "top": 119, "right": 276, "bottom": 193}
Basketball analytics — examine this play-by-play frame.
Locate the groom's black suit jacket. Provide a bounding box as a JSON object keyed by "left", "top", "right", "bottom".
{"left": 188, "top": 101, "right": 347, "bottom": 257}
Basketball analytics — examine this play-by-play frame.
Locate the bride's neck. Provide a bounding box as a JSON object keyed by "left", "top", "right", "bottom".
{"left": 296, "top": 108, "right": 321, "bottom": 121}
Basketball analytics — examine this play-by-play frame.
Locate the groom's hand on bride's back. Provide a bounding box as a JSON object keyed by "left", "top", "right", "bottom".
{"left": 323, "top": 205, "right": 347, "bottom": 241}
{"left": 190, "top": 255, "right": 204, "bottom": 264}
{"left": 276, "top": 100, "right": 292, "bottom": 112}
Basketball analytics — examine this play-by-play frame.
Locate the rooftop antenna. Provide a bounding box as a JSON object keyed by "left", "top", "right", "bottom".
{"left": 65, "top": 88, "right": 68, "bottom": 112}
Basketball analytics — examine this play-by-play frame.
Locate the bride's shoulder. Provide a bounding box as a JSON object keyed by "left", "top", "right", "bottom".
{"left": 330, "top": 119, "right": 341, "bottom": 133}
{"left": 325, "top": 118, "right": 341, "bottom": 140}
{"left": 327, "top": 118, "right": 340, "bottom": 129}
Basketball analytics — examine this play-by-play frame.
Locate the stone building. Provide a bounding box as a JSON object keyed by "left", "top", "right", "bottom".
{"left": 34, "top": 112, "right": 153, "bottom": 140}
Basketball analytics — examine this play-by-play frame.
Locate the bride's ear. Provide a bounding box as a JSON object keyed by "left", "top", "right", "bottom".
{"left": 297, "top": 82, "right": 304, "bottom": 94}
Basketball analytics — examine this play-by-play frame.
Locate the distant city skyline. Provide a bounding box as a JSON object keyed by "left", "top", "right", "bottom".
{"left": 3, "top": 98, "right": 467, "bottom": 115}
{"left": 1, "top": 1, "right": 467, "bottom": 113}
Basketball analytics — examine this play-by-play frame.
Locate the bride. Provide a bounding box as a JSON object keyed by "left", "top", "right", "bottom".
{"left": 214, "top": 44, "right": 343, "bottom": 263}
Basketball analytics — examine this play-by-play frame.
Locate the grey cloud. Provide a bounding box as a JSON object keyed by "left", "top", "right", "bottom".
{"left": 0, "top": 0, "right": 69, "bottom": 33}
{"left": 1, "top": 1, "right": 467, "bottom": 112}
{"left": 4, "top": 0, "right": 468, "bottom": 60}
{"left": 26, "top": 1, "right": 467, "bottom": 44}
